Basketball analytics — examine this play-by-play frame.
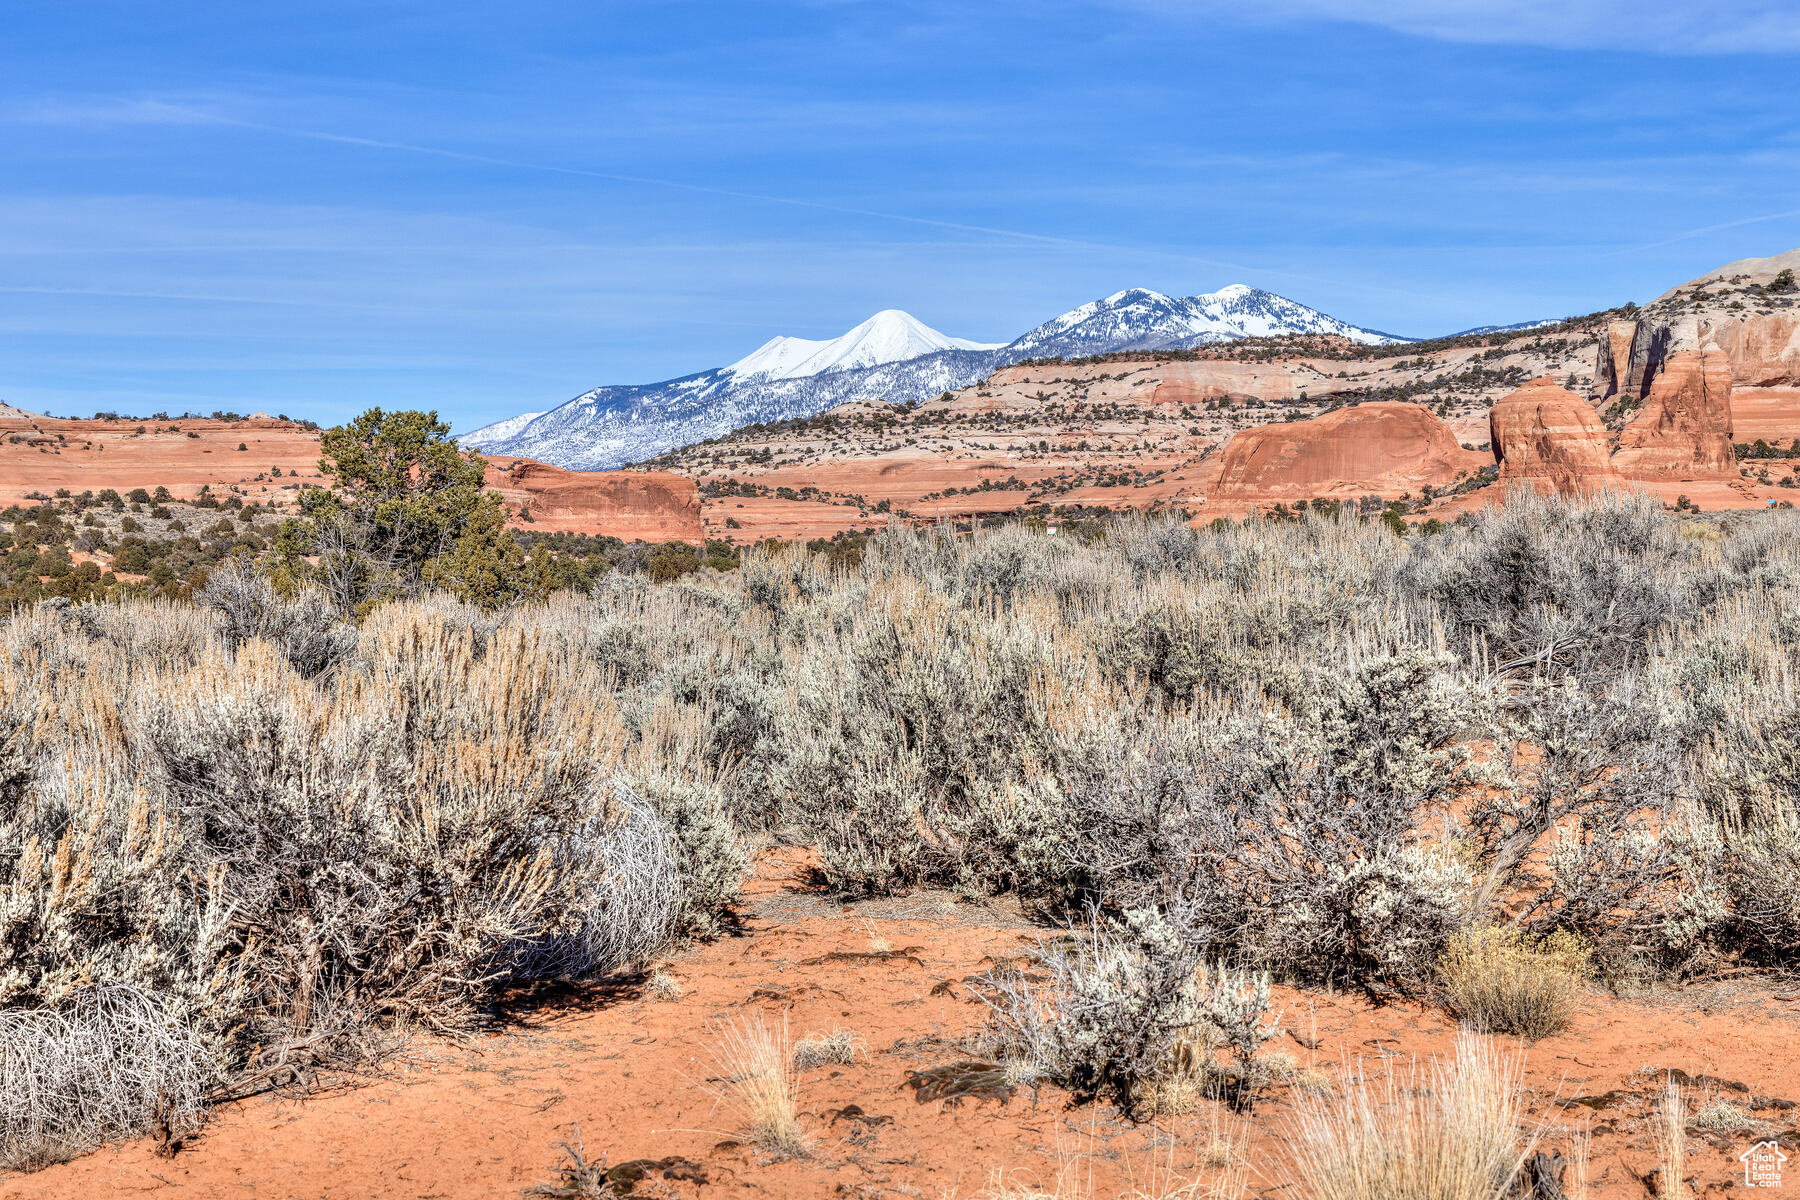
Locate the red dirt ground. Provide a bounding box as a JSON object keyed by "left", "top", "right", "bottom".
{"left": 14, "top": 849, "right": 1797, "bottom": 1200}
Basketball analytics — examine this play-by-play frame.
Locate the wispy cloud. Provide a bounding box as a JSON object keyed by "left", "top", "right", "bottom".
{"left": 4, "top": 0, "right": 1797, "bottom": 423}
{"left": 4, "top": 87, "right": 1157, "bottom": 254}
{"left": 1, "top": 94, "right": 235, "bottom": 126}
{"left": 10, "top": 92, "right": 1291, "bottom": 279}
{"left": 1619, "top": 210, "right": 1800, "bottom": 254}
{"left": 1114, "top": 0, "right": 1800, "bottom": 53}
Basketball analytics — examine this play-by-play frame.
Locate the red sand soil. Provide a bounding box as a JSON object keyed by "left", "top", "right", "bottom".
{"left": 16, "top": 849, "right": 1796, "bottom": 1200}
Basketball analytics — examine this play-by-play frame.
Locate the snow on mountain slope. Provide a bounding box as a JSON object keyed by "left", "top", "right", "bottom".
{"left": 729, "top": 309, "right": 1002, "bottom": 381}
{"left": 1442, "top": 319, "right": 1561, "bottom": 337}
{"left": 1008, "top": 286, "right": 1400, "bottom": 358}
{"left": 466, "top": 288, "right": 1408, "bottom": 470}
{"left": 461, "top": 409, "right": 546, "bottom": 444}
{"left": 468, "top": 350, "right": 1004, "bottom": 472}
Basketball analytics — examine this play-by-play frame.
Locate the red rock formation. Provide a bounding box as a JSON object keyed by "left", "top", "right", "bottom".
{"left": 485, "top": 458, "right": 704, "bottom": 542}
{"left": 1613, "top": 312, "right": 1800, "bottom": 399}
{"left": 1729, "top": 387, "right": 1800, "bottom": 447}
{"left": 1612, "top": 349, "right": 1736, "bottom": 480}
{"left": 1490, "top": 378, "right": 1621, "bottom": 495}
{"left": 1698, "top": 313, "right": 1800, "bottom": 387}
{"left": 1147, "top": 361, "right": 1303, "bottom": 406}
{"left": 1206, "top": 401, "right": 1487, "bottom": 510}
{"left": 1600, "top": 320, "right": 1638, "bottom": 398}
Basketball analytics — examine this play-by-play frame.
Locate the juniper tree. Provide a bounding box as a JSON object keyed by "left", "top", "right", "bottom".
{"left": 285, "top": 408, "right": 526, "bottom": 612}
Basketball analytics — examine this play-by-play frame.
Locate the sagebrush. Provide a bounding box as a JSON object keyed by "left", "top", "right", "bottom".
{"left": 4, "top": 487, "right": 1798, "bottom": 1168}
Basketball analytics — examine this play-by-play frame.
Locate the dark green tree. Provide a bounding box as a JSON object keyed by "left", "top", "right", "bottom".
{"left": 423, "top": 491, "right": 525, "bottom": 609}
{"left": 290, "top": 408, "right": 525, "bottom": 612}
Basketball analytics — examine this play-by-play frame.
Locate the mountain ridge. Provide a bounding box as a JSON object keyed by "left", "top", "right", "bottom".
{"left": 463, "top": 285, "right": 1405, "bottom": 470}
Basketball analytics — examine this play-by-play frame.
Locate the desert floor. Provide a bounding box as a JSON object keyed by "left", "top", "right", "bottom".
{"left": 15, "top": 848, "right": 1798, "bottom": 1200}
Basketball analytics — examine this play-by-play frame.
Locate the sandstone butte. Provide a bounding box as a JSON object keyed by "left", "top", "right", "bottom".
{"left": 1601, "top": 319, "right": 1638, "bottom": 398}
{"left": 1698, "top": 312, "right": 1800, "bottom": 447}
{"left": 1607, "top": 308, "right": 1800, "bottom": 431}
{"left": 483, "top": 457, "right": 703, "bottom": 542}
{"left": 1202, "top": 401, "right": 1489, "bottom": 514}
{"left": 1490, "top": 378, "right": 1622, "bottom": 495}
{"left": 1612, "top": 348, "right": 1737, "bottom": 480}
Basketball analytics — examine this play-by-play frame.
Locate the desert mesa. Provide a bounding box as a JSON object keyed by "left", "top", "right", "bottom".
{"left": 11, "top": 252, "right": 1793, "bottom": 552}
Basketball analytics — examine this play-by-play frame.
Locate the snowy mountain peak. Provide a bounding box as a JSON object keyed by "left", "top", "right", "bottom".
{"left": 463, "top": 284, "right": 1408, "bottom": 470}
{"left": 1009, "top": 284, "right": 1399, "bottom": 358}
{"left": 1103, "top": 287, "right": 1171, "bottom": 305}
{"left": 727, "top": 309, "right": 1001, "bottom": 382}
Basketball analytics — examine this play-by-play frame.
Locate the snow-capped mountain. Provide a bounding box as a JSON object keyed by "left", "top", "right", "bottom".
{"left": 461, "top": 409, "right": 546, "bottom": 444}
{"left": 729, "top": 309, "right": 1001, "bottom": 381}
{"left": 1443, "top": 319, "right": 1561, "bottom": 338}
{"left": 465, "top": 286, "right": 1404, "bottom": 470}
{"left": 1009, "top": 286, "right": 1399, "bottom": 358}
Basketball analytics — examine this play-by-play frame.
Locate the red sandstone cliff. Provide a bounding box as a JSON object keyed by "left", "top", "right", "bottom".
{"left": 485, "top": 458, "right": 704, "bottom": 542}
{"left": 1207, "top": 401, "right": 1487, "bottom": 509}
{"left": 1611, "top": 349, "right": 1736, "bottom": 480}
{"left": 1490, "top": 379, "right": 1622, "bottom": 495}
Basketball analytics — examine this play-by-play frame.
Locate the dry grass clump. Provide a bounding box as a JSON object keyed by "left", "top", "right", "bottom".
{"left": 1658, "top": 1083, "right": 1688, "bottom": 1200}
{"left": 1566, "top": 1126, "right": 1592, "bottom": 1200}
{"left": 971, "top": 1167, "right": 1090, "bottom": 1200}
{"left": 1260, "top": 1049, "right": 1329, "bottom": 1095}
{"left": 645, "top": 971, "right": 683, "bottom": 1002}
{"left": 1196, "top": 1107, "right": 1247, "bottom": 1171}
{"left": 1438, "top": 927, "right": 1590, "bottom": 1040}
{"left": 1689, "top": 1095, "right": 1755, "bottom": 1135}
{"left": 964, "top": 1118, "right": 1243, "bottom": 1200}
{"left": 707, "top": 1011, "right": 808, "bottom": 1158}
{"left": 791, "top": 1026, "right": 862, "bottom": 1070}
{"left": 1281, "top": 1033, "right": 1532, "bottom": 1200}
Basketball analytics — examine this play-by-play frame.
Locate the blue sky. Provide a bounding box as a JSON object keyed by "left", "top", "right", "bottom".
{"left": 4, "top": 1, "right": 1799, "bottom": 429}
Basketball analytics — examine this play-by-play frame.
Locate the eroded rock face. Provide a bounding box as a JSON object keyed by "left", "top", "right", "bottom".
{"left": 1490, "top": 378, "right": 1621, "bottom": 495}
{"left": 1612, "top": 349, "right": 1737, "bottom": 480}
{"left": 1614, "top": 312, "right": 1800, "bottom": 397}
{"left": 1599, "top": 320, "right": 1638, "bottom": 398}
{"left": 1697, "top": 314, "right": 1800, "bottom": 387}
{"left": 1146, "top": 361, "right": 1304, "bottom": 406}
{"left": 1616, "top": 320, "right": 1680, "bottom": 397}
{"left": 1207, "top": 401, "right": 1487, "bottom": 507}
{"left": 486, "top": 459, "right": 704, "bottom": 542}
